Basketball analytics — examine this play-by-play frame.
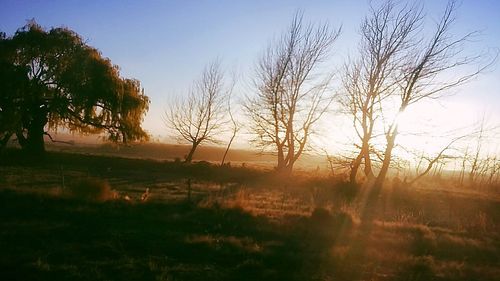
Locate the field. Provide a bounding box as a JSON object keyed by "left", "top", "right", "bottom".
{"left": 1, "top": 148, "right": 499, "bottom": 281}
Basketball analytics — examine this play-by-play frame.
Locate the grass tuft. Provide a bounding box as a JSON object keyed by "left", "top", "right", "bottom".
{"left": 67, "top": 178, "right": 115, "bottom": 201}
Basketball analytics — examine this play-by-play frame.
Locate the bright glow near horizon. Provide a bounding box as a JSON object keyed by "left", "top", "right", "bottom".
{"left": 1, "top": 0, "right": 499, "bottom": 163}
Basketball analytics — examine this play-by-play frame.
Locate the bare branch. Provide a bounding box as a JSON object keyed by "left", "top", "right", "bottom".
{"left": 164, "top": 60, "right": 228, "bottom": 163}
{"left": 245, "top": 11, "right": 340, "bottom": 173}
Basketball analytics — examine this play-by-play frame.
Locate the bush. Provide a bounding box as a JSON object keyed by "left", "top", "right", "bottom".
{"left": 310, "top": 207, "right": 354, "bottom": 229}
{"left": 68, "top": 178, "right": 114, "bottom": 201}
{"left": 311, "top": 207, "right": 333, "bottom": 221}
{"left": 306, "top": 207, "right": 355, "bottom": 248}
{"left": 400, "top": 256, "right": 436, "bottom": 281}
{"left": 332, "top": 180, "right": 359, "bottom": 203}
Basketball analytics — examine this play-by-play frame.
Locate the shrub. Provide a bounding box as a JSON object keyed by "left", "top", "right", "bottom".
{"left": 402, "top": 256, "right": 436, "bottom": 281}
{"left": 332, "top": 180, "right": 359, "bottom": 203}
{"left": 310, "top": 207, "right": 354, "bottom": 230}
{"left": 311, "top": 207, "right": 333, "bottom": 221}
{"left": 68, "top": 178, "right": 114, "bottom": 201}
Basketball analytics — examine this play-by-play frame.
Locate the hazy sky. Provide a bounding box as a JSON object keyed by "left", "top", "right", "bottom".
{"left": 1, "top": 0, "right": 499, "bottom": 147}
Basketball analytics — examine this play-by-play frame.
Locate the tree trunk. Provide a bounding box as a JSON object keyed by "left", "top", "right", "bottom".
{"left": 359, "top": 129, "right": 398, "bottom": 224}
{"left": 350, "top": 139, "right": 374, "bottom": 184}
{"left": 221, "top": 129, "right": 237, "bottom": 166}
{"left": 349, "top": 152, "right": 363, "bottom": 183}
{"left": 363, "top": 149, "right": 374, "bottom": 179}
{"left": 185, "top": 141, "right": 199, "bottom": 163}
{"left": 374, "top": 132, "right": 397, "bottom": 189}
{"left": 0, "top": 133, "right": 12, "bottom": 151}
{"left": 25, "top": 125, "right": 46, "bottom": 155}
{"left": 285, "top": 159, "right": 295, "bottom": 175}
{"left": 276, "top": 144, "right": 286, "bottom": 171}
{"left": 19, "top": 107, "right": 48, "bottom": 156}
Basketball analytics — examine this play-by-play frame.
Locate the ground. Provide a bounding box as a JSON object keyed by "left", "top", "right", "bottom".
{"left": 0, "top": 149, "right": 499, "bottom": 280}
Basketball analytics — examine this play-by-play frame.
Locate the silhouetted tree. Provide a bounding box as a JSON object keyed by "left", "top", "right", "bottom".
{"left": 341, "top": 0, "right": 421, "bottom": 184}
{"left": 485, "top": 156, "right": 500, "bottom": 187}
{"left": 0, "top": 31, "right": 28, "bottom": 150}
{"left": 468, "top": 119, "right": 486, "bottom": 185}
{"left": 343, "top": 1, "right": 488, "bottom": 190}
{"left": 374, "top": 0, "right": 488, "bottom": 189}
{"left": 165, "top": 61, "right": 227, "bottom": 163}
{"left": 0, "top": 21, "right": 150, "bottom": 154}
{"left": 221, "top": 84, "right": 240, "bottom": 166}
{"left": 408, "top": 134, "right": 468, "bottom": 185}
{"left": 459, "top": 118, "right": 500, "bottom": 187}
{"left": 245, "top": 12, "right": 340, "bottom": 173}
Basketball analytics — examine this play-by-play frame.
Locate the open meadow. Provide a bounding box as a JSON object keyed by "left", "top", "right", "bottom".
{"left": 2, "top": 0, "right": 500, "bottom": 280}
{"left": 1, "top": 148, "right": 499, "bottom": 281}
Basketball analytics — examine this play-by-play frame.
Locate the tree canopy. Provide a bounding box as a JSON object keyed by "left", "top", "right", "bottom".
{"left": 0, "top": 21, "right": 149, "bottom": 154}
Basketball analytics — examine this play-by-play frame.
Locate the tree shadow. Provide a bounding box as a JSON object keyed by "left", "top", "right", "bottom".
{"left": 0, "top": 189, "right": 357, "bottom": 281}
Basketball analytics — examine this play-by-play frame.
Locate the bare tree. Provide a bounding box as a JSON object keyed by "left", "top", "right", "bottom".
{"left": 374, "top": 0, "right": 488, "bottom": 189}
{"left": 343, "top": 0, "right": 489, "bottom": 190}
{"left": 245, "top": 12, "right": 341, "bottom": 173}
{"left": 459, "top": 145, "right": 470, "bottom": 185}
{"left": 468, "top": 119, "right": 485, "bottom": 185}
{"left": 459, "top": 119, "right": 500, "bottom": 188}
{"left": 165, "top": 61, "right": 227, "bottom": 163}
{"left": 341, "top": 0, "right": 422, "bottom": 184}
{"left": 407, "top": 134, "right": 469, "bottom": 185}
{"left": 221, "top": 84, "right": 241, "bottom": 166}
{"left": 486, "top": 156, "right": 500, "bottom": 187}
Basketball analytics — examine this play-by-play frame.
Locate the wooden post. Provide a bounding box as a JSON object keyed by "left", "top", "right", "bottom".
{"left": 187, "top": 178, "right": 192, "bottom": 202}
{"left": 60, "top": 165, "right": 65, "bottom": 189}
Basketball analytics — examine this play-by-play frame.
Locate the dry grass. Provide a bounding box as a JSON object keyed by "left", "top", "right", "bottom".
{"left": 0, "top": 149, "right": 499, "bottom": 280}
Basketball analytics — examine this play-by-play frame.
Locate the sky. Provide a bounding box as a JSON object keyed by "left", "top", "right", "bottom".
{"left": 1, "top": 0, "right": 499, "bottom": 152}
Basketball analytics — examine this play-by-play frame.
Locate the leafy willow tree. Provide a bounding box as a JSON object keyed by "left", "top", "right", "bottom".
{"left": 0, "top": 32, "right": 27, "bottom": 149}
{"left": 0, "top": 21, "right": 149, "bottom": 154}
{"left": 245, "top": 13, "right": 340, "bottom": 173}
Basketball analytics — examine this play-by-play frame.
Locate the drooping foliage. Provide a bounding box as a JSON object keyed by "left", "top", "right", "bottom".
{"left": 0, "top": 21, "right": 149, "bottom": 154}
